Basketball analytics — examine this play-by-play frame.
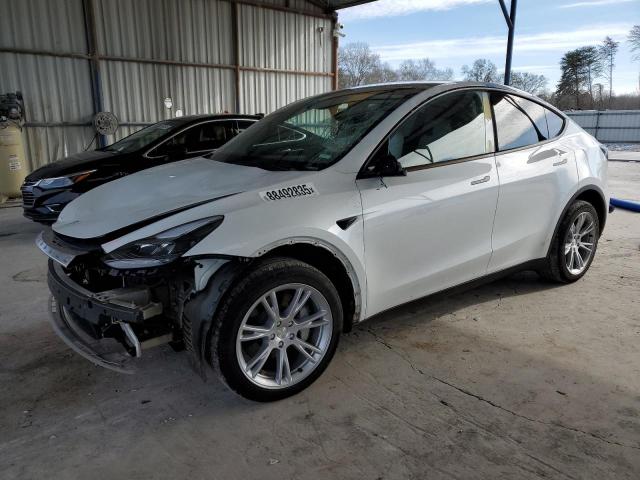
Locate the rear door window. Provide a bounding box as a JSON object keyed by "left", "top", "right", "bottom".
{"left": 491, "top": 92, "right": 545, "bottom": 151}
{"left": 185, "top": 121, "right": 234, "bottom": 152}
{"left": 148, "top": 121, "right": 235, "bottom": 157}
{"left": 236, "top": 120, "right": 256, "bottom": 133}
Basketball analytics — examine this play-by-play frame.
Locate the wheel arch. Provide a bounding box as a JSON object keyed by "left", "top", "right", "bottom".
{"left": 546, "top": 185, "right": 607, "bottom": 257}
{"left": 183, "top": 237, "right": 363, "bottom": 379}
{"left": 256, "top": 239, "right": 362, "bottom": 333}
{"left": 574, "top": 188, "right": 607, "bottom": 232}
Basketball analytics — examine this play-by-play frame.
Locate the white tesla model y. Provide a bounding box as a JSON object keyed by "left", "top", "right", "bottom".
{"left": 38, "top": 82, "right": 609, "bottom": 400}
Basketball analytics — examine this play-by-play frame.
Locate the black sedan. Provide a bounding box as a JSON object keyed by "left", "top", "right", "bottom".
{"left": 21, "top": 114, "right": 259, "bottom": 223}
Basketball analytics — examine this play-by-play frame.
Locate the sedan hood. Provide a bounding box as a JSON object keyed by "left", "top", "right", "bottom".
{"left": 26, "top": 149, "right": 119, "bottom": 180}
{"left": 54, "top": 157, "right": 301, "bottom": 239}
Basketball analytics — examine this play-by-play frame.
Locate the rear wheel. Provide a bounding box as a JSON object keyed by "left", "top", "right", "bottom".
{"left": 210, "top": 258, "right": 342, "bottom": 401}
{"left": 540, "top": 200, "right": 599, "bottom": 283}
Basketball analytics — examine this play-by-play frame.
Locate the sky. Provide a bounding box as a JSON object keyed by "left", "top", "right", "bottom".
{"left": 338, "top": 0, "right": 640, "bottom": 93}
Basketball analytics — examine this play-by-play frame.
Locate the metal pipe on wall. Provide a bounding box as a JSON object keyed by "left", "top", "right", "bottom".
{"left": 231, "top": 1, "right": 242, "bottom": 113}
{"left": 331, "top": 13, "right": 339, "bottom": 90}
{"left": 0, "top": 48, "right": 334, "bottom": 79}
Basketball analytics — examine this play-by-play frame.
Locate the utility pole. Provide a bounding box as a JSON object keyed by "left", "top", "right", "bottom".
{"left": 498, "top": 0, "right": 517, "bottom": 85}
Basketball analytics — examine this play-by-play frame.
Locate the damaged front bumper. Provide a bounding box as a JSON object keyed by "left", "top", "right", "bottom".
{"left": 40, "top": 226, "right": 245, "bottom": 377}
{"left": 47, "top": 260, "right": 170, "bottom": 373}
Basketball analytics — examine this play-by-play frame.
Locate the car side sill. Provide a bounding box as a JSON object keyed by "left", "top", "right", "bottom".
{"left": 360, "top": 258, "right": 547, "bottom": 324}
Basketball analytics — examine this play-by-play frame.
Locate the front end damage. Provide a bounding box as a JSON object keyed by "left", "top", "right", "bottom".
{"left": 43, "top": 229, "right": 244, "bottom": 376}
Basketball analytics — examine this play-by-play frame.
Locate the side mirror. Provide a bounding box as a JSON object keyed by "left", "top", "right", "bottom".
{"left": 373, "top": 154, "right": 407, "bottom": 177}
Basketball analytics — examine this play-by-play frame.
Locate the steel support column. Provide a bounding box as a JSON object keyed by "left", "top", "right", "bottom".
{"left": 331, "top": 13, "right": 339, "bottom": 90}
{"left": 498, "top": 0, "right": 517, "bottom": 86}
{"left": 231, "top": 1, "right": 242, "bottom": 113}
{"left": 81, "top": 0, "right": 105, "bottom": 147}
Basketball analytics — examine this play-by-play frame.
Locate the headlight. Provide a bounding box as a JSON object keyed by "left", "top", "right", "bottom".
{"left": 102, "top": 216, "right": 224, "bottom": 269}
{"left": 37, "top": 170, "right": 96, "bottom": 190}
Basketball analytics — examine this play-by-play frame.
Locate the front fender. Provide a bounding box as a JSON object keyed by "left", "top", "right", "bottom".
{"left": 182, "top": 260, "right": 247, "bottom": 379}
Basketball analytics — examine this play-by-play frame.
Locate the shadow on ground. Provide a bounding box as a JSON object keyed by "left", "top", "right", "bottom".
{"left": 2, "top": 268, "right": 639, "bottom": 479}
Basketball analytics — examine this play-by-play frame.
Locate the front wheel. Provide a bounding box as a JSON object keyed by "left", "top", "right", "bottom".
{"left": 210, "top": 258, "right": 342, "bottom": 401}
{"left": 540, "top": 200, "right": 600, "bottom": 283}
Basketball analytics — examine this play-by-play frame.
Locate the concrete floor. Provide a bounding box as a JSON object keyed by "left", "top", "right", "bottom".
{"left": 1, "top": 162, "right": 639, "bottom": 480}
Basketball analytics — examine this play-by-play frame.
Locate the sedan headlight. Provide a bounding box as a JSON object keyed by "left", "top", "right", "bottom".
{"left": 103, "top": 216, "right": 224, "bottom": 269}
{"left": 37, "top": 170, "right": 96, "bottom": 190}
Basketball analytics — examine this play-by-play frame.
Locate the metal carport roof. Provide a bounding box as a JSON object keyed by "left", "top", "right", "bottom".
{"left": 311, "top": 0, "right": 377, "bottom": 11}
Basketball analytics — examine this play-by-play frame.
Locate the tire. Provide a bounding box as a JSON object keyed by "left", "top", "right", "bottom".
{"left": 540, "top": 200, "right": 600, "bottom": 283}
{"left": 209, "top": 257, "right": 343, "bottom": 401}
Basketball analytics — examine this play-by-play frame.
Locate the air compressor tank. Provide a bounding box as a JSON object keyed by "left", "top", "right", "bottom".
{"left": 0, "top": 123, "right": 28, "bottom": 200}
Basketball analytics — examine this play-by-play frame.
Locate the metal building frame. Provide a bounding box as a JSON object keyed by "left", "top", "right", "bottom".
{"left": 0, "top": 0, "right": 339, "bottom": 148}
{"left": 498, "top": 0, "right": 518, "bottom": 86}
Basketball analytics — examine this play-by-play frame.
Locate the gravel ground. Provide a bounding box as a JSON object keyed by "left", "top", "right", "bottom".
{"left": 1, "top": 162, "right": 639, "bottom": 480}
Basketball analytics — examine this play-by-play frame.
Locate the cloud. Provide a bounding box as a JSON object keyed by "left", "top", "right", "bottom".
{"left": 339, "top": 0, "right": 492, "bottom": 22}
{"left": 511, "top": 65, "right": 557, "bottom": 73}
{"left": 558, "top": 0, "right": 634, "bottom": 9}
{"left": 371, "top": 23, "right": 632, "bottom": 62}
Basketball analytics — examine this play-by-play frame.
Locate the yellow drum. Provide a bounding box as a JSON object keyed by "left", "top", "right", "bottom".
{"left": 0, "top": 123, "right": 28, "bottom": 199}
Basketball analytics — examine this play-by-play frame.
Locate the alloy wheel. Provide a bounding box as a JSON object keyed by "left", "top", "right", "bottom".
{"left": 235, "top": 283, "right": 333, "bottom": 389}
{"left": 564, "top": 211, "right": 596, "bottom": 275}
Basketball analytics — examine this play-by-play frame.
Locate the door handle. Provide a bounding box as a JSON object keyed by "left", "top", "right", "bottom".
{"left": 470, "top": 175, "right": 490, "bottom": 185}
{"left": 553, "top": 158, "right": 567, "bottom": 166}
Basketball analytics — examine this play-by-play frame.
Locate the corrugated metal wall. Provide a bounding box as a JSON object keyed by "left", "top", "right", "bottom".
{"left": 0, "top": 0, "right": 335, "bottom": 170}
{"left": 566, "top": 110, "right": 640, "bottom": 143}
{"left": 238, "top": 3, "right": 332, "bottom": 113}
{"left": 0, "top": 0, "right": 94, "bottom": 170}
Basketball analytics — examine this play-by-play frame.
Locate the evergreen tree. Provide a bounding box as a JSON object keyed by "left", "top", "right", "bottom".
{"left": 557, "top": 49, "right": 589, "bottom": 109}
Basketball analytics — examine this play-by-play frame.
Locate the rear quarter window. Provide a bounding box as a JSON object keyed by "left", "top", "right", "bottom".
{"left": 513, "top": 96, "right": 549, "bottom": 141}
{"left": 491, "top": 92, "right": 541, "bottom": 151}
{"left": 545, "top": 109, "right": 565, "bottom": 138}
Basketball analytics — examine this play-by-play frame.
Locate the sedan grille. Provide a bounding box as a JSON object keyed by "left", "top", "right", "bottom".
{"left": 21, "top": 180, "right": 38, "bottom": 208}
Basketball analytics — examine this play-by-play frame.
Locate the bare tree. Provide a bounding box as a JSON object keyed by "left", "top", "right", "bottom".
{"left": 593, "top": 83, "right": 606, "bottom": 109}
{"left": 338, "top": 42, "right": 383, "bottom": 88}
{"left": 630, "top": 25, "right": 640, "bottom": 91}
{"left": 498, "top": 71, "right": 548, "bottom": 95}
{"left": 461, "top": 59, "right": 498, "bottom": 82}
{"left": 629, "top": 25, "right": 640, "bottom": 61}
{"left": 598, "top": 36, "right": 619, "bottom": 106}
{"left": 376, "top": 63, "right": 399, "bottom": 84}
{"left": 338, "top": 43, "right": 456, "bottom": 88}
{"left": 397, "top": 59, "right": 453, "bottom": 81}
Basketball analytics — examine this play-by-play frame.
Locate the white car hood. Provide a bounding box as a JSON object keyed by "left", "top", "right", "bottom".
{"left": 54, "top": 157, "right": 300, "bottom": 239}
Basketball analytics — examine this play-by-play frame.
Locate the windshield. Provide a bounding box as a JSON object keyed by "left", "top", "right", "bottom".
{"left": 209, "top": 87, "right": 422, "bottom": 171}
{"left": 103, "top": 120, "right": 183, "bottom": 154}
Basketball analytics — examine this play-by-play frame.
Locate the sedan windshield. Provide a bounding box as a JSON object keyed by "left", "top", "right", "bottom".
{"left": 103, "top": 119, "right": 183, "bottom": 154}
{"left": 210, "top": 87, "right": 423, "bottom": 171}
